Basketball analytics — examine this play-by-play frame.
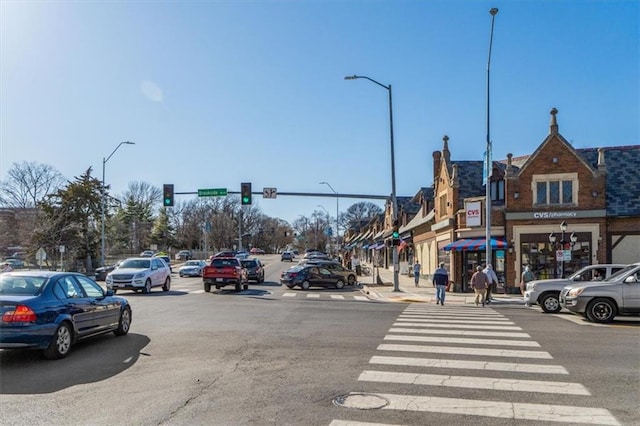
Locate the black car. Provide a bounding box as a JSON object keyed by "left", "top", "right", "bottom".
{"left": 0, "top": 271, "right": 131, "bottom": 359}
{"left": 280, "top": 265, "right": 346, "bottom": 290}
{"left": 240, "top": 258, "right": 265, "bottom": 283}
{"left": 303, "top": 260, "right": 357, "bottom": 285}
{"left": 95, "top": 261, "right": 121, "bottom": 281}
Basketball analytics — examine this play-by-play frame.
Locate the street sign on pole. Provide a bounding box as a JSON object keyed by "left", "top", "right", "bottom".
{"left": 198, "top": 188, "right": 227, "bottom": 197}
{"left": 263, "top": 187, "right": 277, "bottom": 199}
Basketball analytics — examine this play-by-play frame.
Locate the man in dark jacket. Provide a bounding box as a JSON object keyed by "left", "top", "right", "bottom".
{"left": 432, "top": 262, "right": 449, "bottom": 305}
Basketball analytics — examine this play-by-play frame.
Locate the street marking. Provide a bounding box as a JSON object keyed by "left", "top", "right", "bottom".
{"left": 384, "top": 334, "right": 540, "bottom": 347}
{"left": 331, "top": 295, "right": 345, "bottom": 300}
{"left": 394, "top": 321, "right": 521, "bottom": 330}
{"left": 369, "top": 355, "right": 569, "bottom": 374}
{"left": 397, "top": 317, "right": 514, "bottom": 325}
{"left": 354, "top": 296, "right": 369, "bottom": 301}
{"left": 388, "top": 327, "right": 531, "bottom": 338}
{"left": 330, "top": 421, "right": 400, "bottom": 426}
{"left": 400, "top": 313, "right": 510, "bottom": 320}
{"left": 377, "top": 344, "right": 553, "bottom": 359}
{"left": 403, "top": 309, "right": 504, "bottom": 317}
{"left": 370, "top": 393, "right": 619, "bottom": 425}
{"left": 307, "top": 293, "right": 320, "bottom": 298}
{"left": 358, "top": 370, "right": 590, "bottom": 395}
{"left": 283, "top": 293, "right": 296, "bottom": 297}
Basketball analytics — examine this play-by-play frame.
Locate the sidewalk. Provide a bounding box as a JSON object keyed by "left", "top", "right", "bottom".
{"left": 359, "top": 265, "right": 523, "bottom": 305}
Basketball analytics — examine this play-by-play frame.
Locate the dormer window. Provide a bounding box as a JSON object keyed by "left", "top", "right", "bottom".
{"left": 490, "top": 179, "right": 505, "bottom": 202}
{"left": 532, "top": 173, "right": 577, "bottom": 206}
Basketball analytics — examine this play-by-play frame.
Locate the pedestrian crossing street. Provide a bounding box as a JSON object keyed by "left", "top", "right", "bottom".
{"left": 331, "top": 304, "right": 620, "bottom": 426}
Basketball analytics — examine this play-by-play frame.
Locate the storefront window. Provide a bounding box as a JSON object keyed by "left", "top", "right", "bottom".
{"left": 520, "top": 232, "right": 591, "bottom": 279}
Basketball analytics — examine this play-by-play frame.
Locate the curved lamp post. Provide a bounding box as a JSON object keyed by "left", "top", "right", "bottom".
{"left": 319, "top": 181, "right": 339, "bottom": 252}
{"left": 485, "top": 7, "right": 499, "bottom": 270}
{"left": 101, "top": 141, "right": 134, "bottom": 267}
{"left": 344, "top": 74, "right": 399, "bottom": 292}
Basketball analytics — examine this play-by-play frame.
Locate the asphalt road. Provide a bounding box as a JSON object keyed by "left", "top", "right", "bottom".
{"left": 1, "top": 254, "right": 638, "bottom": 425}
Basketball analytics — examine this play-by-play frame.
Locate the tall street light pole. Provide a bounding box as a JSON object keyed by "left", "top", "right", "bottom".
{"left": 319, "top": 181, "right": 339, "bottom": 253}
{"left": 101, "top": 141, "right": 135, "bottom": 267}
{"left": 344, "top": 74, "right": 399, "bottom": 292}
{"left": 485, "top": 7, "right": 499, "bottom": 269}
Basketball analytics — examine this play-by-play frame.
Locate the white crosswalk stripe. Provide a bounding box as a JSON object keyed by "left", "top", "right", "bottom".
{"left": 332, "top": 304, "right": 620, "bottom": 425}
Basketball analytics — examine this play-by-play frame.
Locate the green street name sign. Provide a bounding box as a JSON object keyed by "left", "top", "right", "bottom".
{"left": 198, "top": 188, "right": 227, "bottom": 197}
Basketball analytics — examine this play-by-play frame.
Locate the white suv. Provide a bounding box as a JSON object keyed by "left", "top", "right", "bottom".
{"left": 106, "top": 257, "right": 171, "bottom": 294}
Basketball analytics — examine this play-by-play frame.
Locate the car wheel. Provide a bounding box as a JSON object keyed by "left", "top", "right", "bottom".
{"left": 162, "top": 277, "right": 171, "bottom": 292}
{"left": 215, "top": 285, "right": 221, "bottom": 290}
{"left": 586, "top": 298, "right": 616, "bottom": 323}
{"left": 286, "top": 284, "right": 294, "bottom": 289}
{"left": 43, "top": 322, "right": 72, "bottom": 360}
{"left": 143, "top": 279, "right": 152, "bottom": 294}
{"left": 540, "top": 293, "right": 561, "bottom": 313}
{"left": 114, "top": 307, "right": 132, "bottom": 336}
{"left": 204, "top": 282, "right": 211, "bottom": 292}
{"left": 243, "top": 284, "right": 249, "bottom": 290}
{"left": 301, "top": 280, "right": 310, "bottom": 290}
{"left": 235, "top": 283, "right": 241, "bottom": 291}
{"left": 335, "top": 280, "right": 345, "bottom": 290}
{"left": 347, "top": 275, "right": 357, "bottom": 285}
{"left": 179, "top": 273, "right": 184, "bottom": 278}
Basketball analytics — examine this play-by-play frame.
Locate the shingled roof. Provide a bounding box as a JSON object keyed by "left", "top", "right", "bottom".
{"left": 577, "top": 145, "right": 640, "bottom": 217}
{"left": 451, "top": 160, "right": 485, "bottom": 207}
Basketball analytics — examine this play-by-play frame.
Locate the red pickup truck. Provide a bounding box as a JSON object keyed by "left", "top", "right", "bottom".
{"left": 202, "top": 257, "right": 248, "bottom": 292}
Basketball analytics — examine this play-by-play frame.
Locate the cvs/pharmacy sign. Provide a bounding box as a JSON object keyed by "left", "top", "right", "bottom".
{"left": 466, "top": 201, "right": 481, "bottom": 227}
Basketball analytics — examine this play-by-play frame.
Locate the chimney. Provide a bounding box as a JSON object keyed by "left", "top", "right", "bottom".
{"left": 597, "top": 147, "right": 607, "bottom": 173}
{"left": 433, "top": 151, "right": 441, "bottom": 186}
{"left": 505, "top": 153, "right": 513, "bottom": 177}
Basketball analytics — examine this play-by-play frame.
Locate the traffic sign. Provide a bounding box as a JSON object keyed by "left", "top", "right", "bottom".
{"left": 198, "top": 188, "right": 227, "bottom": 197}
{"left": 263, "top": 187, "right": 277, "bottom": 199}
{"left": 36, "top": 247, "right": 47, "bottom": 262}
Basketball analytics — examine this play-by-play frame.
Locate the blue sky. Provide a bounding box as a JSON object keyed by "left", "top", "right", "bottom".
{"left": 1, "top": 0, "right": 638, "bottom": 226}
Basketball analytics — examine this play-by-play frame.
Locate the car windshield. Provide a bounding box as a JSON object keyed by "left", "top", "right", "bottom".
{"left": 241, "top": 260, "right": 257, "bottom": 268}
{"left": 602, "top": 264, "right": 636, "bottom": 282}
{"left": 0, "top": 275, "right": 47, "bottom": 295}
{"left": 120, "top": 259, "right": 151, "bottom": 269}
{"left": 184, "top": 260, "right": 200, "bottom": 266}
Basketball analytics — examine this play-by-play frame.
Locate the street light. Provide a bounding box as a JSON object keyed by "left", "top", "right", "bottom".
{"left": 344, "top": 74, "right": 399, "bottom": 292}
{"left": 485, "top": 7, "right": 499, "bottom": 271}
{"left": 549, "top": 220, "right": 575, "bottom": 278}
{"left": 101, "top": 141, "right": 134, "bottom": 267}
{"left": 319, "top": 181, "right": 339, "bottom": 252}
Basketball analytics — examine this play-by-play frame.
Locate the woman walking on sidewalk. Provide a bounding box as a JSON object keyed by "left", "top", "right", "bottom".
{"left": 413, "top": 261, "right": 421, "bottom": 286}
{"left": 471, "top": 265, "right": 490, "bottom": 307}
{"left": 432, "top": 262, "right": 449, "bottom": 305}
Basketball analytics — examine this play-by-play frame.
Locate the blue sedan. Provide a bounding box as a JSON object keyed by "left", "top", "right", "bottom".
{"left": 0, "top": 271, "right": 132, "bottom": 360}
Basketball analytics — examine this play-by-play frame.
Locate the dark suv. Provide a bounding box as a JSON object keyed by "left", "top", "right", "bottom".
{"left": 240, "top": 258, "right": 265, "bottom": 283}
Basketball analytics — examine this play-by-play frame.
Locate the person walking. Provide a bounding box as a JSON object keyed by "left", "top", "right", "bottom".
{"left": 1, "top": 262, "right": 13, "bottom": 273}
{"left": 432, "top": 262, "right": 449, "bottom": 305}
{"left": 470, "top": 265, "right": 490, "bottom": 307}
{"left": 483, "top": 264, "right": 499, "bottom": 304}
{"left": 413, "top": 261, "right": 421, "bottom": 286}
{"left": 520, "top": 265, "right": 535, "bottom": 295}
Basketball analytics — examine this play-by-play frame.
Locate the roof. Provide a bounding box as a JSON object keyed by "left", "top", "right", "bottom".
{"left": 451, "top": 160, "right": 485, "bottom": 203}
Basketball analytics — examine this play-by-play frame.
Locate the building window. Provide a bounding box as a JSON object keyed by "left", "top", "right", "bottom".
{"left": 532, "top": 173, "right": 577, "bottom": 206}
{"left": 439, "top": 194, "right": 447, "bottom": 216}
{"left": 491, "top": 179, "right": 505, "bottom": 201}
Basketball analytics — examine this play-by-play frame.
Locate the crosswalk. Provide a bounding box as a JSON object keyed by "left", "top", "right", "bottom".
{"left": 168, "top": 285, "right": 372, "bottom": 302}
{"left": 331, "top": 304, "right": 620, "bottom": 425}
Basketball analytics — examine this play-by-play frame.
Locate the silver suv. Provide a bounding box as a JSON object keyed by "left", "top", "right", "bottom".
{"left": 524, "top": 264, "right": 627, "bottom": 313}
{"left": 106, "top": 257, "right": 171, "bottom": 294}
{"left": 560, "top": 262, "right": 640, "bottom": 323}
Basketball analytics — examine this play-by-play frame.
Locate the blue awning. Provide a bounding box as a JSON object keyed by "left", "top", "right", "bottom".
{"left": 443, "top": 237, "right": 507, "bottom": 252}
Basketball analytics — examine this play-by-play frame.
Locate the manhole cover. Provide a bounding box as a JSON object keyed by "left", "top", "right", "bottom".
{"left": 333, "top": 393, "right": 389, "bottom": 410}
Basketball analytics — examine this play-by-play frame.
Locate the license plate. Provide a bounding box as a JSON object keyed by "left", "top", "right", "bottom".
{"left": 216, "top": 278, "right": 223, "bottom": 282}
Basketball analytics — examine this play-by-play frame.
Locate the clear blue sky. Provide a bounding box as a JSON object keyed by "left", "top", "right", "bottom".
{"left": 1, "top": 0, "right": 638, "bottom": 226}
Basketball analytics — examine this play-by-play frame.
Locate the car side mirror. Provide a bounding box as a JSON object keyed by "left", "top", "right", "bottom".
{"left": 105, "top": 289, "right": 114, "bottom": 297}
{"left": 624, "top": 275, "right": 638, "bottom": 283}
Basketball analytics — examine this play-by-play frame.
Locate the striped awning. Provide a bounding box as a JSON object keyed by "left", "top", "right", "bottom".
{"left": 443, "top": 237, "right": 507, "bottom": 252}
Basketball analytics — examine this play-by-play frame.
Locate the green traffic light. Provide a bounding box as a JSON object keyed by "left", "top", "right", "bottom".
{"left": 392, "top": 232, "right": 399, "bottom": 238}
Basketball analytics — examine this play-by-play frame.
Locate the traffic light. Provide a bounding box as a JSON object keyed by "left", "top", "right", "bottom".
{"left": 392, "top": 220, "right": 400, "bottom": 246}
{"left": 241, "top": 182, "right": 252, "bottom": 205}
{"left": 163, "top": 184, "right": 174, "bottom": 207}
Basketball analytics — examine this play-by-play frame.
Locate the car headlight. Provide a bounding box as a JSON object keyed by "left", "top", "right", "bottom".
{"left": 106, "top": 276, "right": 113, "bottom": 284}
{"left": 527, "top": 282, "right": 536, "bottom": 291}
{"left": 567, "top": 287, "right": 585, "bottom": 298}
{"left": 134, "top": 272, "right": 146, "bottom": 279}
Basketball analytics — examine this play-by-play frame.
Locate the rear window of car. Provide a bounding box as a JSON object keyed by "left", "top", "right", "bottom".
{"left": 212, "top": 258, "right": 239, "bottom": 267}
{"left": 241, "top": 260, "right": 258, "bottom": 268}
{"left": 0, "top": 276, "right": 47, "bottom": 295}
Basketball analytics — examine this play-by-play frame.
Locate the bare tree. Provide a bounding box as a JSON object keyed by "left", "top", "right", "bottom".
{"left": 342, "top": 201, "right": 383, "bottom": 227}
{"left": 0, "top": 161, "right": 66, "bottom": 208}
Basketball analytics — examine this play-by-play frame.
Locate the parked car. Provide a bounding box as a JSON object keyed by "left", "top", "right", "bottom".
{"left": 140, "top": 250, "right": 155, "bottom": 257}
{"left": 235, "top": 251, "right": 250, "bottom": 260}
{"left": 524, "top": 264, "right": 627, "bottom": 313}
{"left": 241, "top": 258, "right": 264, "bottom": 283}
{"left": 179, "top": 260, "right": 206, "bottom": 277}
{"left": 250, "top": 248, "right": 265, "bottom": 255}
{"left": 175, "top": 250, "right": 192, "bottom": 261}
{"left": 280, "top": 265, "right": 346, "bottom": 290}
{"left": 302, "top": 259, "right": 357, "bottom": 285}
{"left": 0, "top": 271, "right": 131, "bottom": 359}
{"left": 95, "top": 260, "right": 122, "bottom": 281}
{"left": 105, "top": 257, "right": 171, "bottom": 294}
{"left": 560, "top": 262, "right": 640, "bottom": 323}
{"left": 281, "top": 251, "right": 294, "bottom": 262}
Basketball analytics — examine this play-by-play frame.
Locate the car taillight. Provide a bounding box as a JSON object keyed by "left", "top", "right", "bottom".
{"left": 2, "top": 305, "right": 37, "bottom": 323}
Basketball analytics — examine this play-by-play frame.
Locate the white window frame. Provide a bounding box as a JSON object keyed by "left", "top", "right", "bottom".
{"left": 531, "top": 172, "right": 578, "bottom": 206}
